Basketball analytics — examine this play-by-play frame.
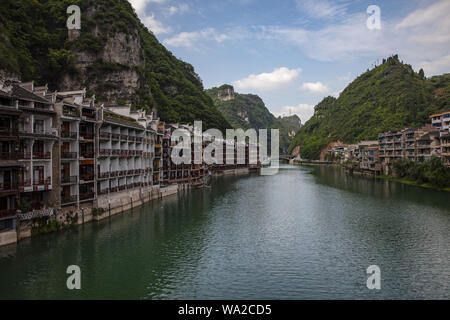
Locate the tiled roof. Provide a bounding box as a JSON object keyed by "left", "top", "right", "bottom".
{"left": 12, "top": 84, "right": 52, "bottom": 104}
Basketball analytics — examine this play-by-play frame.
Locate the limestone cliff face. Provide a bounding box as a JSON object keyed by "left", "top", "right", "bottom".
{"left": 217, "top": 85, "right": 235, "bottom": 101}
{"left": 0, "top": 0, "right": 231, "bottom": 130}
{"left": 62, "top": 29, "right": 144, "bottom": 106}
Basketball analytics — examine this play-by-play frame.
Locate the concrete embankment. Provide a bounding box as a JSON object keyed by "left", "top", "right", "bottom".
{"left": 1, "top": 168, "right": 255, "bottom": 247}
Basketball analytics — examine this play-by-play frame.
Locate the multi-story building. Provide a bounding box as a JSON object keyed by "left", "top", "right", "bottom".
{"left": 431, "top": 111, "right": 450, "bottom": 131}
{"left": 441, "top": 131, "right": 450, "bottom": 167}
{"left": 97, "top": 106, "right": 152, "bottom": 195}
{"left": 357, "top": 141, "right": 381, "bottom": 174}
{"left": 53, "top": 89, "right": 96, "bottom": 209}
{"left": 14, "top": 82, "right": 59, "bottom": 214}
{"left": 0, "top": 89, "right": 22, "bottom": 234}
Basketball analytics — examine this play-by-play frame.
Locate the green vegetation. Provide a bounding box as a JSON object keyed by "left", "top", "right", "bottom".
{"left": 392, "top": 157, "right": 450, "bottom": 189}
{"left": 206, "top": 85, "right": 302, "bottom": 153}
{"left": 0, "top": 0, "right": 230, "bottom": 131}
{"left": 289, "top": 55, "right": 450, "bottom": 159}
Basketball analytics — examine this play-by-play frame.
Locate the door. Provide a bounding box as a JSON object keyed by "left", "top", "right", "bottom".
{"left": 33, "top": 166, "right": 44, "bottom": 185}
{"left": 61, "top": 163, "right": 70, "bottom": 182}
{"left": 3, "top": 171, "right": 11, "bottom": 190}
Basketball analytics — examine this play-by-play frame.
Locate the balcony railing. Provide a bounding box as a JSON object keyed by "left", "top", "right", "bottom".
{"left": 79, "top": 192, "right": 95, "bottom": 201}
{"left": 61, "top": 195, "right": 78, "bottom": 205}
{"left": 99, "top": 132, "right": 111, "bottom": 140}
{"left": 80, "top": 151, "right": 94, "bottom": 159}
{"left": 0, "top": 209, "right": 17, "bottom": 218}
{"left": 61, "top": 152, "right": 77, "bottom": 159}
{"left": 111, "top": 134, "right": 121, "bottom": 140}
{"left": 80, "top": 132, "right": 94, "bottom": 140}
{"left": 0, "top": 182, "right": 19, "bottom": 193}
{"left": 98, "top": 172, "right": 110, "bottom": 179}
{"left": 33, "top": 152, "right": 51, "bottom": 160}
{"left": 61, "top": 176, "right": 78, "bottom": 184}
{"left": 99, "top": 149, "right": 111, "bottom": 156}
{"left": 33, "top": 177, "right": 51, "bottom": 186}
{"left": 110, "top": 187, "right": 118, "bottom": 193}
{"left": 0, "top": 127, "right": 18, "bottom": 136}
{"left": 80, "top": 174, "right": 94, "bottom": 182}
{"left": 61, "top": 131, "right": 77, "bottom": 139}
{"left": 63, "top": 109, "right": 80, "bottom": 118}
{"left": 98, "top": 188, "right": 109, "bottom": 195}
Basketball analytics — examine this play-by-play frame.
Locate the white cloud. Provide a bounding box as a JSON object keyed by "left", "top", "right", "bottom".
{"left": 274, "top": 104, "right": 315, "bottom": 122}
{"left": 417, "top": 54, "right": 450, "bottom": 76}
{"left": 301, "top": 82, "right": 329, "bottom": 94}
{"left": 296, "top": 0, "right": 349, "bottom": 19}
{"left": 143, "top": 14, "right": 172, "bottom": 35}
{"left": 233, "top": 67, "right": 302, "bottom": 91}
{"left": 396, "top": 0, "right": 450, "bottom": 29}
{"left": 129, "top": 0, "right": 166, "bottom": 15}
{"left": 257, "top": 0, "right": 450, "bottom": 76}
{"left": 163, "top": 28, "right": 230, "bottom": 47}
{"left": 129, "top": 0, "right": 171, "bottom": 35}
{"left": 168, "top": 4, "right": 189, "bottom": 16}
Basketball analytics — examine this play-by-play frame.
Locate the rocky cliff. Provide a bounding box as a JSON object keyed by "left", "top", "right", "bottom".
{"left": 206, "top": 84, "right": 302, "bottom": 153}
{"left": 0, "top": 0, "right": 230, "bottom": 130}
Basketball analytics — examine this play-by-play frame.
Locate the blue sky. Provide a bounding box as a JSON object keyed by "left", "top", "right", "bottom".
{"left": 129, "top": 0, "right": 450, "bottom": 122}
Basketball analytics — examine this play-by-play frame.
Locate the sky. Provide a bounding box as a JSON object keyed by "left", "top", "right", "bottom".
{"left": 128, "top": 0, "right": 450, "bottom": 123}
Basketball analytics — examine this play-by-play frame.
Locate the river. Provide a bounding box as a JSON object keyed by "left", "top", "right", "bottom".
{"left": 0, "top": 165, "right": 449, "bottom": 299}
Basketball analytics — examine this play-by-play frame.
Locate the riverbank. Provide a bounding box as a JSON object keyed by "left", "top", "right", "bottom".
{"left": 292, "top": 160, "right": 450, "bottom": 192}
{"left": 0, "top": 169, "right": 252, "bottom": 248}
{"left": 377, "top": 175, "right": 450, "bottom": 192}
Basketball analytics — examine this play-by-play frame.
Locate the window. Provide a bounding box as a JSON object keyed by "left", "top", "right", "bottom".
{"left": 34, "top": 119, "right": 44, "bottom": 133}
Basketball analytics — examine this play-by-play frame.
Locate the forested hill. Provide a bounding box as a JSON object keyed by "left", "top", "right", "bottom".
{"left": 206, "top": 85, "right": 302, "bottom": 153}
{"left": 288, "top": 55, "right": 450, "bottom": 160}
{"left": 0, "top": 0, "right": 230, "bottom": 130}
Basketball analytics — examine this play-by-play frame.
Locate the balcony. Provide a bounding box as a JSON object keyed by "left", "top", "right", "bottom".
{"left": 80, "top": 151, "right": 94, "bottom": 159}
{"left": 33, "top": 152, "right": 51, "bottom": 160}
{"left": 111, "top": 134, "right": 120, "bottom": 140}
{"left": 61, "top": 131, "right": 77, "bottom": 140}
{"left": 33, "top": 177, "right": 51, "bottom": 187}
{"left": 99, "top": 132, "right": 111, "bottom": 140}
{"left": 79, "top": 192, "right": 95, "bottom": 201}
{"left": 79, "top": 132, "right": 94, "bottom": 140}
{"left": 61, "top": 176, "right": 77, "bottom": 184}
{"left": 110, "top": 187, "right": 118, "bottom": 193}
{"left": 0, "top": 127, "right": 18, "bottom": 136}
{"left": 99, "top": 149, "right": 111, "bottom": 157}
{"left": 120, "top": 134, "right": 128, "bottom": 141}
{"left": 61, "top": 152, "right": 77, "bottom": 160}
{"left": 0, "top": 182, "right": 19, "bottom": 194}
{"left": 110, "top": 171, "right": 118, "bottom": 177}
{"left": 0, "top": 209, "right": 17, "bottom": 219}
{"left": 118, "top": 185, "right": 126, "bottom": 191}
{"left": 63, "top": 108, "right": 80, "bottom": 118}
{"left": 61, "top": 195, "right": 77, "bottom": 205}
{"left": 98, "top": 172, "right": 110, "bottom": 179}
{"left": 80, "top": 174, "right": 94, "bottom": 182}
{"left": 98, "top": 188, "right": 109, "bottom": 195}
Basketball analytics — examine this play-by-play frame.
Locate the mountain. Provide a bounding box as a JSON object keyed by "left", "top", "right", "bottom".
{"left": 0, "top": 0, "right": 230, "bottom": 131}
{"left": 289, "top": 55, "right": 450, "bottom": 160}
{"left": 206, "top": 85, "right": 302, "bottom": 153}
